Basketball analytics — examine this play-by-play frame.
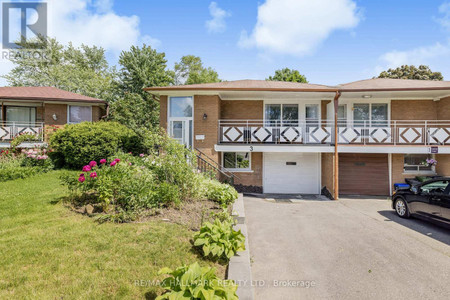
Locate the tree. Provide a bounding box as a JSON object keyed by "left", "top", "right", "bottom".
{"left": 109, "top": 45, "right": 174, "bottom": 132}
{"left": 377, "top": 65, "right": 443, "bottom": 81}
{"left": 2, "top": 36, "right": 117, "bottom": 102}
{"left": 266, "top": 68, "right": 308, "bottom": 83}
{"left": 174, "top": 55, "right": 220, "bottom": 85}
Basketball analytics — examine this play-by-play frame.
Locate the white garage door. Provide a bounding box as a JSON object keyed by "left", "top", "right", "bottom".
{"left": 263, "top": 153, "right": 320, "bottom": 194}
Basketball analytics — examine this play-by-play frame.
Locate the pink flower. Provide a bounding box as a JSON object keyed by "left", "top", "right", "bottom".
{"left": 79, "top": 173, "right": 85, "bottom": 177}
{"left": 110, "top": 161, "right": 117, "bottom": 167}
{"left": 114, "top": 158, "right": 120, "bottom": 163}
{"left": 100, "top": 159, "right": 107, "bottom": 164}
{"left": 128, "top": 162, "right": 132, "bottom": 166}
{"left": 128, "top": 152, "right": 132, "bottom": 154}
{"left": 89, "top": 161, "right": 97, "bottom": 167}
{"left": 78, "top": 176, "right": 85, "bottom": 183}
{"left": 90, "top": 172, "right": 97, "bottom": 178}
{"left": 82, "top": 165, "right": 91, "bottom": 172}
{"left": 139, "top": 153, "right": 145, "bottom": 157}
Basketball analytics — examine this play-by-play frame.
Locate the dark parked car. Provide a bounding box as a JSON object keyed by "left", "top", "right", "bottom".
{"left": 392, "top": 178, "right": 450, "bottom": 228}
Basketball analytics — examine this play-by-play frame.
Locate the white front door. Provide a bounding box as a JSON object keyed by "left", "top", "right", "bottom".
{"left": 263, "top": 153, "right": 320, "bottom": 194}
{"left": 169, "top": 119, "right": 192, "bottom": 148}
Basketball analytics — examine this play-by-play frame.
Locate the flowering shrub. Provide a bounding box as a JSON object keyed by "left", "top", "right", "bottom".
{"left": 0, "top": 147, "right": 53, "bottom": 182}
{"left": 422, "top": 158, "right": 437, "bottom": 167}
{"left": 21, "top": 148, "right": 53, "bottom": 170}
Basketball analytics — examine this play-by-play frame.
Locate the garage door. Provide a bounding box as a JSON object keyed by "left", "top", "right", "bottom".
{"left": 264, "top": 153, "right": 320, "bottom": 194}
{"left": 339, "top": 153, "right": 389, "bottom": 196}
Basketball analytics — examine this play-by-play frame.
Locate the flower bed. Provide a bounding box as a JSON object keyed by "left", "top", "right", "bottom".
{"left": 0, "top": 147, "right": 53, "bottom": 182}
{"left": 63, "top": 147, "right": 238, "bottom": 223}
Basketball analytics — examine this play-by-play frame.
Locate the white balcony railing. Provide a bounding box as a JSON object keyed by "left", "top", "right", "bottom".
{"left": 218, "top": 120, "right": 450, "bottom": 145}
{"left": 0, "top": 122, "right": 44, "bottom": 142}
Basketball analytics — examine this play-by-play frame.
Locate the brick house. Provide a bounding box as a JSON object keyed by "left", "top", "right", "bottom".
{"left": 0, "top": 86, "right": 106, "bottom": 147}
{"left": 146, "top": 78, "right": 450, "bottom": 198}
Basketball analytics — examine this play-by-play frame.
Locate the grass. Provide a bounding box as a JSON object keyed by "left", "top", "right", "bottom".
{"left": 0, "top": 170, "right": 225, "bottom": 299}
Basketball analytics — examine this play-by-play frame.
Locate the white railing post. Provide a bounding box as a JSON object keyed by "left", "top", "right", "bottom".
{"left": 393, "top": 120, "right": 397, "bottom": 145}
{"left": 246, "top": 120, "right": 249, "bottom": 144}
{"left": 424, "top": 120, "right": 428, "bottom": 145}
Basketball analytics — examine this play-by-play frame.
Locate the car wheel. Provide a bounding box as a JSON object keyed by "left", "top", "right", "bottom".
{"left": 394, "top": 198, "right": 410, "bottom": 218}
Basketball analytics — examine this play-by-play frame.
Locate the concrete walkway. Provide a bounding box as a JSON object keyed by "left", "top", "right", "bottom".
{"left": 244, "top": 196, "right": 450, "bottom": 300}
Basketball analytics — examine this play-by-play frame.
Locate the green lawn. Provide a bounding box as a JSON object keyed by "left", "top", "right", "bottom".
{"left": 0, "top": 171, "right": 224, "bottom": 299}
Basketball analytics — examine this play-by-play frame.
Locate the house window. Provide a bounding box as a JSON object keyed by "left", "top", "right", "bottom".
{"left": 305, "top": 104, "right": 319, "bottom": 127}
{"left": 353, "top": 103, "right": 388, "bottom": 127}
{"left": 168, "top": 97, "right": 193, "bottom": 148}
{"left": 6, "top": 106, "right": 36, "bottom": 123}
{"left": 68, "top": 106, "right": 92, "bottom": 124}
{"left": 404, "top": 154, "right": 435, "bottom": 173}
{"left": 223, "top": 152, "right": 251, "bottom": 171}
{"left": 265, "top": 104, "right": 298, "bottom": 126}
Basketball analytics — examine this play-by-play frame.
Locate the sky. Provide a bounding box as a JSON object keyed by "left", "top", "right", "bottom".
{"left": 1, "top": 0, "right": 450, "bottom": 86}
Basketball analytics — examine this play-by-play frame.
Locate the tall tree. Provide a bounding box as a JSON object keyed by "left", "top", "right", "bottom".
{"left": 266, "top": 68, "right": 308, "bottom": 83}
{"left": 377, "top": 65, "right": 443, "bottom": 81}
{"left": 2, "top": 36, "right": 117, "bottom": 102}
{"left": 109, "top": 45, "right": 174, "bottom": 132}
{"left": 174, "top": 55, "right": 220, "bottom": 85}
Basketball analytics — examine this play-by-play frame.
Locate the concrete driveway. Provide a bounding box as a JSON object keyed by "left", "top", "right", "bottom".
{"left": 244, "top": 196, "right": 450, "bottom": 300}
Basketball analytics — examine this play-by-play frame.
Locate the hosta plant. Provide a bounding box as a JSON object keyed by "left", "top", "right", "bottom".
{"left": 156, "top": 262, "right": 238, "bottom": 300}
{"left": 194, "top": 218, "right": 245, "bottom": 261}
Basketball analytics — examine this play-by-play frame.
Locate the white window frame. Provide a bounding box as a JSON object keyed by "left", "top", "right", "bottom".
{"left": 222, "top": 152, "right": 252, "bottom": 172}
{"left": 167, "top": 96, "right": 194, "bottom": 148}
{"left": 352, "top": 102, "right": 390, "bottom": 126}
{"left": 403, "top": 154, "right": 436, "bottom": 174}
{"left": 67, "top": 105, "right": 92, "bottom": 124}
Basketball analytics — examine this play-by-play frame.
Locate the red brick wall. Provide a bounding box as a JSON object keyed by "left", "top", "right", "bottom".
{"left": 391, "top": 100, "right": 437, "bottom": 120}
{"left": 159, "top": 95, "right": 168, "bottom": 131}
{"left": 220, "top": 100, "right": 263, "bottom": 119}
{"left": 194, "top": 95, "right": 221, "bottom": 164}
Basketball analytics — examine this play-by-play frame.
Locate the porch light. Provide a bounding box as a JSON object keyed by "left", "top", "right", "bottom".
{"left": 203, "top": 113, "right": 208, "bottom": 120}
{"left": 52, "top": 113, "right": 57, "bottom": 121}
{"left": 362, "top": 95, "right": 372, "bottom": 98}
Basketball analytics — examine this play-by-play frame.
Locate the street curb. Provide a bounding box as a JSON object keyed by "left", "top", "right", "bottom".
{"left": 228, "top": 194, "right": 254, "bottom": 300}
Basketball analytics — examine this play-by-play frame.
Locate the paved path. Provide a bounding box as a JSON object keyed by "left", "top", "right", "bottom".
{"left": 244, "top": 196, "right": 450, "bottom": 300}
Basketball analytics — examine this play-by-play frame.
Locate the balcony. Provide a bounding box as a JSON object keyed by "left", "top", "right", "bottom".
{"left": 218, "top": 120, "right": 450, "bottom": 146}
{"left": 0, "top": 122, "right": 44, "bottom": 142}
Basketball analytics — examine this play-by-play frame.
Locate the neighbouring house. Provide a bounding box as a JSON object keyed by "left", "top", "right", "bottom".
{"left": 0, "top": 86, "right": 106, "bottom": 148}
{"left": 146, "top": 78, "right": 450, "bottom": 198}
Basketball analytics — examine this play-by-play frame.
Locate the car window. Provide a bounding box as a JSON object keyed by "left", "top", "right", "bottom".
{"left": 421, "top": 181, "right": 449, "bottom": 194}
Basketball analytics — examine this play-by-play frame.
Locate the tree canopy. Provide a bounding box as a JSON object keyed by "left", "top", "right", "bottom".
{"left": 377, "top": 65, "right": 443, "bottom": 81}
{"left": 174, "top": 55, "right": 220, "bottom": 85}
{"left": 266, "top": 68, "right": 308, "bottom": 83}
{"left": 109, "top": 44, "right": 174, "bottom": 133}
{"left": 2, "top": 37, "right": 117, "bottom": 102}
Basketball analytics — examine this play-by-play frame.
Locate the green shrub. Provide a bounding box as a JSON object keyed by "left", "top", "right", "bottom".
{"left": 0, "top": 148, "right": 52, "bottom": 182}
{"left": 49, "top": 121, "right": 144, "bottom": 168}
{"left": 10, "top": 133, "right": 40, "bottom": 148}
{"left": 203, "top": 179, "right": 238, "bottom": 207}
{"left": 156, "top": 262, "right": 238, "bottom": 300}
{"left": 193, "top": 218, "right": 245, "bottom": 261}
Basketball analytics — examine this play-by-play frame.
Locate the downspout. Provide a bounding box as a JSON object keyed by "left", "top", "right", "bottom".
{"left": 333, "top": 91, "right": 341, "bottom": 200}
